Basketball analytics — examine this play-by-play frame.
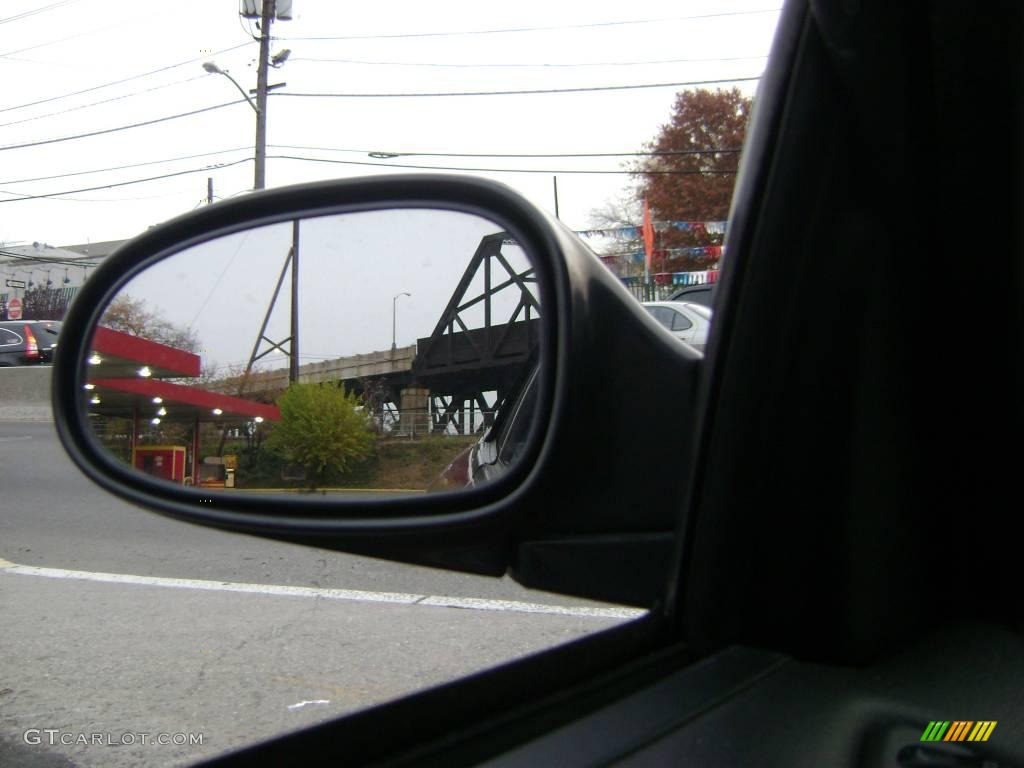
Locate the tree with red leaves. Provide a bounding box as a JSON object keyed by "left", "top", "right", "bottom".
{"left": 636, "top": 87, "right": 751, "bottom": 271}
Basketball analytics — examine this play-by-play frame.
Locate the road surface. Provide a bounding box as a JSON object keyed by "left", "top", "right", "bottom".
{"left": 0, "top": 421, "right": 639, "bottom": 767}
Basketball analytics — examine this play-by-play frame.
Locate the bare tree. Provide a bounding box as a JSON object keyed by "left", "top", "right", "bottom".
{"left": 586, "top": 194, "right": 644, "bottom": 277}
{"left": 101, "top": 294, "right": 200, "bottom": 352}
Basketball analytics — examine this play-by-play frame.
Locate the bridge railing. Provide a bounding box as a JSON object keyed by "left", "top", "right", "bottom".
{"left": 371, "top": 407, "right": 491, "bottom": 438}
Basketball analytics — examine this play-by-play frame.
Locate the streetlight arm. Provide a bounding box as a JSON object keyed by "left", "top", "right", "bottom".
{"left": 221, "top": 72, "right": 260, "bottom": 114}
{"left": 204, "top": 63, "right": 259, "bottom": 113}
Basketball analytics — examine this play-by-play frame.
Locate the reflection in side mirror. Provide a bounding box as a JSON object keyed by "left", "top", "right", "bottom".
{"left": 82, "top": 209, "right": 541, "bottom": 498}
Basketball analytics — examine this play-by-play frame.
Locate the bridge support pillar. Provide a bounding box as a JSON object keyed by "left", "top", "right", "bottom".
{"left": 399, "top": 387, "right": 430, "bottom": 437}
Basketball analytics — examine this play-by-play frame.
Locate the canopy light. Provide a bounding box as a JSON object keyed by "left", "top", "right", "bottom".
{"left": 90, "top": 396, "right": 101, "bottom": 405}
{"left": 88, "top": 354, "right": 102, "bottom": 365}
{"left": 151, "top": 418, "right": 161, "bottom": 425}
{"left": 152, "top": 397, "right": 163, "bottom": 404}
{"left": 137, "top": 366, "right": 152, "bottom": 378}
{"left": 83, "top": 384, "right": 95, "bottom": 390}
{"left": 157, "top": 407, "right": 167, "bottom": 416}
{"left": 254, "top": 416, "right": 264, "bottom": 423}
{"left": 212, "top": 408, "right": 224, "bottom": 415}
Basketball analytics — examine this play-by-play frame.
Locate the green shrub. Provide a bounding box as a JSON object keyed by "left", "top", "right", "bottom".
{"left": 264, "top": 383, "right": 375, "bottom": 490}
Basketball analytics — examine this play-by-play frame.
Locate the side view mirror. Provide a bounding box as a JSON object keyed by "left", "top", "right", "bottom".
{"left": 53, "top": 175, "right": 703, "bottom": 606}
{"left": 81, "top": 209, "right": 539, "bottom": 498}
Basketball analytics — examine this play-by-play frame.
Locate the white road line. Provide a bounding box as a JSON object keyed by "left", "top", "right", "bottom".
{"left": 0, "top": 559, "right": 645, "bottom": 620}
{"left": 419, "top": 595, "right": 644, "bottom": 619}
{"left": 287, "top": 700, "right": 331, "bottom": 711}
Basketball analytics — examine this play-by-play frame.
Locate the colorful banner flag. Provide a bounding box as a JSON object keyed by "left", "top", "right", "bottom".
{"left": 573, "top": 221, "right": 727, "bottom": 239}
{"left": 642, "top": 199, "right": 655, "bottom": 279}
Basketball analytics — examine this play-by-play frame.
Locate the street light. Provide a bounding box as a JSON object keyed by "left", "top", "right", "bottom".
{"left": 203, "top": 50, "right": 284, "bottom": 190}
{"left": 202, "top": 62, "right": 259, "bottom": 113}
{"left": 392, "top": 292, "right": 411, "bottom": 351}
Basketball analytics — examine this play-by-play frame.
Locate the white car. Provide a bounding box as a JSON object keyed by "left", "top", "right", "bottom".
{"left": 641, "top": 301, "right": 713, "bottom": 351}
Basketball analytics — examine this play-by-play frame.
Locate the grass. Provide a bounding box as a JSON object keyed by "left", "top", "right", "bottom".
{"left": 232, "top": 435, "right": 477, "bottom": 492}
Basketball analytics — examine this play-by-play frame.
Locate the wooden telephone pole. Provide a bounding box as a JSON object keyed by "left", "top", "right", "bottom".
{"left": 253, "top": 0, "right": 275, "bottom": 190}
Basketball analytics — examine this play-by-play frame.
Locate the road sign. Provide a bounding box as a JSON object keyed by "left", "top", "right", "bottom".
{"left": 5, "top": 279, "right": 26, "bottom": 289}
{"left": 7, "top": 297, "right": 23, "bottom": 320}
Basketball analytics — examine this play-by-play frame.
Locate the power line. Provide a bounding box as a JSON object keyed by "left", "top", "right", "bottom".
{"left": 0, "top": 74, "right": 209, "bottom": 129}
{"left": 0, "top": 158, "right": 252, "bottom": 202}
{"left": 0, "top": 41, "right": 252, "bottom": 114}
{"left": 0, "top": 147, "right": 250, "bottom": 185}
{"left": 291, "top": 54, "right": 769, "bottom": 69}
{"left": 269, "top": 143, "right": 742, "bottom": 158}
{"left": 0, "top": 13, "right": 172, "bottom": 59}
{"left": 277, "top": 9, "right": 782, "bottom": 42}
{"left": 0, "top": 188, "right": 191, "bottom": 203}
{"left": 0, "top": 249, "right": 99, "bottom": 268}
{"left": 238, "top": 9, "right": 258, "bottom": 41}
{"left": 186, "top": 231, "right": 251, "bottom": 332}
{"left": 43, "top": 188, "right": 212, "bottom": 203}
{"left": 272, "top": 154, "right": 737, "bottom": 175}
{"left": 0, "top": 149, "right": 738, "bottom": 203}
{"left": 0, "top": 0, "right": 80, "bottom": 26}
{"left": 0, "top": 100, "right": 247, "bottom": 153}
{"left": 0, "top": 25, "right": 109, "bottom": 58}
{"left": 274, "top": 76, "right": 761, "bottom": 99}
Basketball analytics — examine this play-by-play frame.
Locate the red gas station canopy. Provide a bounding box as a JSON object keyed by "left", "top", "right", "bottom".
{"left": 85, "top": 327, "right": 279, "bottom": 422}
{"left": 88, "top": 378, "right": 280, "bottom": 422}
{"left": 90, "top": 325, "right": 202, "bottom": 379}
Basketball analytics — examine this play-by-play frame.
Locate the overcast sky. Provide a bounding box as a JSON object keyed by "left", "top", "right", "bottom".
{"left": 0, "top": 1, "right": 780, "bottom": 248}
{"left": 114, "top": 209, "right": 532, "bottom": 369}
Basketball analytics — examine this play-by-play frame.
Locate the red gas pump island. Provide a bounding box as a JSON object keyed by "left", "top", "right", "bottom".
{"left": 132, "top": 445, "right": 188, "bottom": 483}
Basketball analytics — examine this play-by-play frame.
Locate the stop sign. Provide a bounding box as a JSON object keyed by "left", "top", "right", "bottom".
{"left": 7, "top": 297, "right": 22, "bottom": 320}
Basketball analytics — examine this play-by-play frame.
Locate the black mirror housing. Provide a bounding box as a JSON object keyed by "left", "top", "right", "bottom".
{"left": 53, "top": 174, "right": 703, "bottom": 606}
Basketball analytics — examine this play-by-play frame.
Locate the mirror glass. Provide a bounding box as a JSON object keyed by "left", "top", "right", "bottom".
{"left": 82, "top": 209, "right": 541, "bottom": 498}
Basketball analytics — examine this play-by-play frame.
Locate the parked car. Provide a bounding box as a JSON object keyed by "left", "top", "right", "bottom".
{"left": 0, "top": 319, "right": 61, "bottom": 366}
{"left": 641, "top": 301, "right": 713, "bottom": 351}
{"left": 46, "top": 1, "right": 1024, "bottom": 766}
{"left": 665, "top": 280, "right": 717, "bottom": 307}
{"left": 431, "top": 364, "right": 539, "bottom": 490}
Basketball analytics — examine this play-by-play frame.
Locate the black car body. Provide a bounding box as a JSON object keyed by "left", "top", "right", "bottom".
{"left": 0, "top": 320, "right": 61, "bottom": 366}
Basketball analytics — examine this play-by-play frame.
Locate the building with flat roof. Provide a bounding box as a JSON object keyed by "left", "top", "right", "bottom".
{"left": 0, "top": 239, "right": 125, "bottom": 320}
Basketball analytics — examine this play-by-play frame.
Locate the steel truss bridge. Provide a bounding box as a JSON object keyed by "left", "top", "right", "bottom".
{"left": 229, "top": 232, "right": 539, "bottom": 435}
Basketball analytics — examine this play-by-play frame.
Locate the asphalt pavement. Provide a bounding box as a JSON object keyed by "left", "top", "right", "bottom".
{"left": 0, "top": 421, "right": 619, "bottom": 602}
{"left": 0, "top": 421, "right": 639, "bottom": 767}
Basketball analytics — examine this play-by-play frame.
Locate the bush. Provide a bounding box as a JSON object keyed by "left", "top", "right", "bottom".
{"left": 264, "top": 383, "right": 375, "bottom": 490}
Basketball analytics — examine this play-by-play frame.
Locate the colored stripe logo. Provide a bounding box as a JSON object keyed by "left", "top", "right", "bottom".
{"left": 921, "top": 721, "right": 996, "bottom": 742}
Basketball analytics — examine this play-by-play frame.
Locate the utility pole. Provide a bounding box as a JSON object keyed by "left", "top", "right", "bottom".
{"left": 289, "top": 219, "right": 300, "bottom": 383}
{"left": 253, "top": 0, "right": 275, "bottom": 190}
{"left": 207, "top": 177, "right": 214, "bottom": 204}
{"left": 553, "top": 176, "right": 560, "bottom": 220}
